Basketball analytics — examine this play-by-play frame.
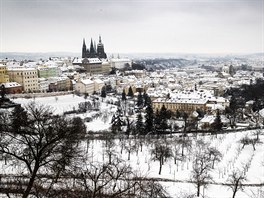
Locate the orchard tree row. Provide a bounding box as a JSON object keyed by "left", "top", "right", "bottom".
{"left": 0, "top": 103, "right": 166, "bottom": 198}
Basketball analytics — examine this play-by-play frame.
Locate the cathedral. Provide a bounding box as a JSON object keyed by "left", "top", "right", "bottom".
{"left": 82, "top": 36, "right": 107, "bottom": 59}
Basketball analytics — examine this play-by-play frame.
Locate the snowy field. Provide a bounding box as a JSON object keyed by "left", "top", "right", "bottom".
{"left": 3, "top": 94, "right": 264, "bottom": 197}
{"left": 12, "top": 94, "right": 117, "bottom": 132}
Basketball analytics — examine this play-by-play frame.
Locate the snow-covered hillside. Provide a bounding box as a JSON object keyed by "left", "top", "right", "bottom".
{"left": 3, "top": 94, "right": 263, "bottom": 197}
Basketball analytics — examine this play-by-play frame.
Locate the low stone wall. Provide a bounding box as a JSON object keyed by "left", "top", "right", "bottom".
{"left": 7, "top": 91, "right": 74, "bottom": 99}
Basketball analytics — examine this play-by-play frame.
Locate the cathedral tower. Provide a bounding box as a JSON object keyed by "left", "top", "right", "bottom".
{"left": 97, "top": 35, "right": 107, "bottom": 59}
{"left": 89, "top": 39, "right": 96, "bottom": 58}
{"left": 81, "top": 35, "right": 107, "bottom": 59}
{"left": 82, "top": 38, "right": 87, "bottom": 58}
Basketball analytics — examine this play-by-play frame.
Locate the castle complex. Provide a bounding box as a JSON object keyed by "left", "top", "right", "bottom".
{"left": 82, "top": 36, "right": 107, "bottom": 59}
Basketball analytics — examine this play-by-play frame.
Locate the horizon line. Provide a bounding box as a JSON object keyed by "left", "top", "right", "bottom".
{"left": 1, "top": 51, "right": 263, "bottom": 55}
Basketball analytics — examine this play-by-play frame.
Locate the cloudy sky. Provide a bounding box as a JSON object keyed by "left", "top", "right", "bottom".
{"left": 0, "top": 0, "right": 263, "bottom": 54}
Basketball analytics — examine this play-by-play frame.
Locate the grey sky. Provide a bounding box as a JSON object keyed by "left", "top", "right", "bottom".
{"left": 0, "top": 0, "right": 263, "bottom": 54}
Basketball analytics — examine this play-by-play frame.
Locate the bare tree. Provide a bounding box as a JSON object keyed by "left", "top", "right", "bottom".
{"left": 177, "top": 136, "right": 192, "bottom": 157}
{"left": 253, "top": 129, "right": 263, "bottom": 141}
{"left": 227, "top": 170, "right": 247, "bottom": 198}
{"left": 240, "top": 135, "right": 260, "bottom": 151}
{"left": 78, "top": 158, "right": 134, "bottom": 198}
{"left": 207, "top": 147, "right": 222, "bottom": 169}
{"left": 124, "top": 137, "right": 137, "bottom": 161}
{"left": 0, "top": 103, "right": 86, "bottom": 198}
{"left": 102, "top": 133, "right": 116, "bottom": 164}
{"left": 75, "top": 157, "right": 168, "bottom": 198}
{"left": 170, "top": 137, "right": 183, "bottom": 165}
{"left": 240, "top": 135, "right": 250, "bottom": 149}
{"left": 191, "top": 140, "right": 214, "bottom": 197}
{"left": 151, "top": 141, "right": 172, "bottom": 175}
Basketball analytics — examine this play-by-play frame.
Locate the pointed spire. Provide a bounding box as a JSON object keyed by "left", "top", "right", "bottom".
{"left": 82, "top": 38, "right": 86, "bottom": 49}
{"left": 82, "top": 38, "right": 87, "bottom": 58}
{"left": 90, "top": 38, "right": 93, "bottom": 48}
{"left": 94, "top": 41, "right": 97, "bottom": 53}
{"left": 99, "top": 35, "right": 102, "bottom": 43}
{"left": 90, "top": 38, "right": 95, "bottom": 56}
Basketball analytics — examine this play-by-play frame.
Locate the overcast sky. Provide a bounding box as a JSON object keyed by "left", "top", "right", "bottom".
{"left": 0, "top": 0, "right": 263, "bottom": 54}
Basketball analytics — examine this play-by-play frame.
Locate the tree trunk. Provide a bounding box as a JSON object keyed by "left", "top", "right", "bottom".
{"left": 232, "top": 190, "right": 237, "bottom": 198}
{"left": 197, "top": 184, "right": 200, "bottom": 197}
{"left": 181, "top": 142, "right": 184, "bottom": 157}
{"left": 46, "top": 169, "right": 61, "bottom": 196}
{"left": 159, "top": 158, "right": 162, "bottom": 175}
{"left": 232, "top": 184, "right": 238, "bottom": 198}
{"left": 92, "top": 182, "right": 97, "bottom": 198}
{"left": 109, "top": 153, "right": 112, "bottom": 164}
{"left": 22, "top": 163, "right": 39, "bottom": 198}
{"left": 252, "top": 143, "right": 256, "bottom": 151}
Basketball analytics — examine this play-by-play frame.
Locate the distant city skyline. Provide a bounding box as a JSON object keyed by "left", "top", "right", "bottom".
{"left": 0, "top": 0, "right": 263, "bottom": 54}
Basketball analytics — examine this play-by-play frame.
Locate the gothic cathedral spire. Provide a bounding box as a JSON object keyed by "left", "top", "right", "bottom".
{"left": 97, "top": 35, "right": 107, "bottom": 59}
{"left": 90, "top": 38, "right": 95, "bottom": 55}
{"left": 82, "top": 38, "right": 87, "bottom": 58}
{"left": 81, "top": 36, "right": 107, "bottom": 59}
{"left": 94, "top": 41, "right": 97, "bottom": 53}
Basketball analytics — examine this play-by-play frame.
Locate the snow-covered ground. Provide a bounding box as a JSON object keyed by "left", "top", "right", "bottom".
{"left": 77, "top": 132, "right": 264, "bottom": 197}
{"left": 2, "top": 94, "right": 264, "bottom": 197}
{"left": 12, "top": 94, "right": 117, "bottom": 132}
{"left": 13, "top": 94, "right": 87, "bottom": 115}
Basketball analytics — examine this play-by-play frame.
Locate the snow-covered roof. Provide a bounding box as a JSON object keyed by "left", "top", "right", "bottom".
{"left": 47, "top": 76, "right": 69, "bottom": 83}
{"left": 110, "top": 58, "right": 131, "bottom": 62}
{"left": 7, "top": 67, "right": 37, "bottom": 71}
{"left": 93, "top": 79, "right": 104, "bottom": 84}
{"left": 72, "top": 58, "right": 82, "bottom": 64}
{"left": 38, "top": 65, "right": 58, "bottom": 70}
{"left": 153, "top": 97, "right": 208, "bottom": 105}
{"left": 88, "top": 58, "right": 102, "bottom": 64}
{"left": 1, "top": 82, "right": 22, "bottom": 88}
{"left": 23, "top": 62, "right": 38, "bottom": 68}
{"left": 81, "top": 79, "right": 94, "bottom": 85}
{"left": 208, "top": 97, "right": 229, "bottom": 103}
{"left": 170, "top": 89, "right": 214, "bottom": 101}
{"left": 206, "top": 103, "right": 225, "bottom": 110}
{"left": 200, "top": 115, "right": 229, "bottom": 124}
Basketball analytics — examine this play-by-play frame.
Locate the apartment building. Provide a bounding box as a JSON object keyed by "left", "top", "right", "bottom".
{"left": 152, "top": 98, "right": 208, "bottom": 114}
{"left": 48, "top": 77, "right": 72, "bottom": 92}
{"left": 38, "top": 65, "right": 58, "bottom": 78}
{"left": 0, "top": 82, "right": 23, "bottom": 94}
{"left": 7, "top": 67, "right": 39, "bottom": 92}
{"left": 75, "top": 79, "right": 95, "bottom": 95}
{"left": 0, "top": 64, "right": 10, "bottom": 83}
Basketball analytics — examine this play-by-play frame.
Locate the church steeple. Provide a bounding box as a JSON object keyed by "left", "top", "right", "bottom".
{"left": 97, "top": 35, "right": 107, "bottom": 59}
{"left": 89, "top": 38, "right": 96, "bottom": 57}
{"left": 82, "top": 38, "right": 87, "bottom": 58}
{"left": 94, "top": 41, "right": 97, "bottom": 53}
{"left": 82, "top": 36, "right": 107, "bottom": 59}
